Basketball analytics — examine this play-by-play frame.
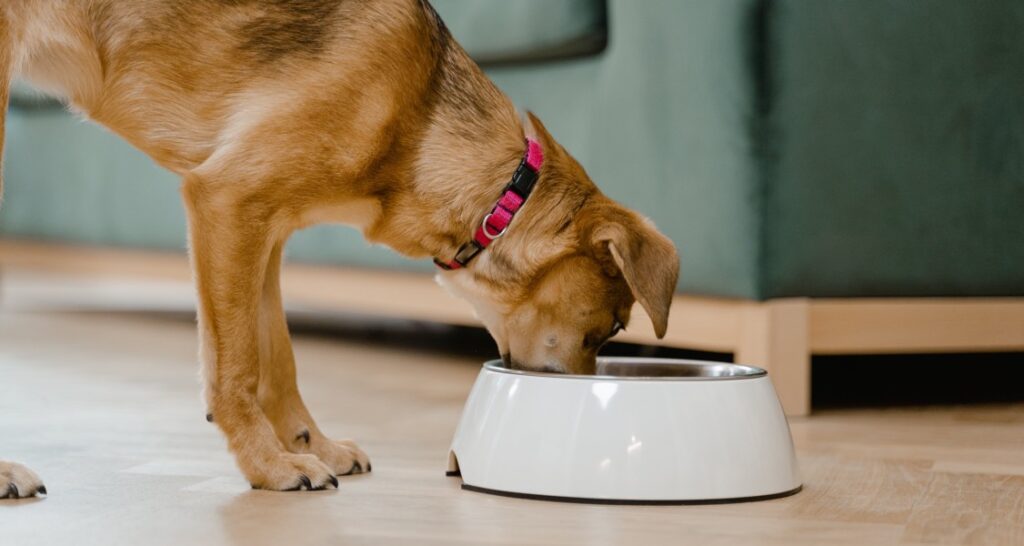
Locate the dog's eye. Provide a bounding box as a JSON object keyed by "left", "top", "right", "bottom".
{"left": 583, "top": 321, "right": 625, "bottom": 350}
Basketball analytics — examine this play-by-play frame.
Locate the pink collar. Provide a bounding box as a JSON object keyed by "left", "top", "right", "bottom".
{"left": 434, "top": 138, "right": 544, "bottom": 270}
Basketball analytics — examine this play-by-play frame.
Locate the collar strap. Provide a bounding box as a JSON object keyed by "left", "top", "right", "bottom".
{"left": 434, "top": 138, "right": 544, "bottom": 270}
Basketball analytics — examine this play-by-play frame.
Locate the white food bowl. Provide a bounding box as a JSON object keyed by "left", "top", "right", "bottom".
{"left": 447, "top": 358, "right": 801, "bottom": 504}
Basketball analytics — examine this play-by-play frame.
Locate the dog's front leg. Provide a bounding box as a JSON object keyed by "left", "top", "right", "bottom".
{"left": 256, "top": 242, "right": 370, "bottom": 476}
{"left": 182, "top": 175, "right": 335, "bottom": 491}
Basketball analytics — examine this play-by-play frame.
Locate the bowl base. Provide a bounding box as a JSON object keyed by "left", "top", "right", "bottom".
{"left": 456, "top": 481, "right": 803, "bottom": 506}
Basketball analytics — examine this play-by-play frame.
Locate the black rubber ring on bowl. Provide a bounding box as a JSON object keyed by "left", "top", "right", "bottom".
{"left": 459, "top": 483, "right": 803, "bottom": 506}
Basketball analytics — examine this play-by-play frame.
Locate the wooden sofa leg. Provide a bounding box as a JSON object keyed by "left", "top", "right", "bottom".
{"left": 736, "top": 299, "right": 811, "bottom": 416}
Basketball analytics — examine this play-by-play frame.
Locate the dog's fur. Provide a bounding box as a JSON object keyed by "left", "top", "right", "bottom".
{"left": 0, "top": 0, "right": 679, "bottom": 494}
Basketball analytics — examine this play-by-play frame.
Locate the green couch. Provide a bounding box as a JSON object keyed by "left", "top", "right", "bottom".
{"left": 4, "top": 0, "right": 1023, "bottom": 300}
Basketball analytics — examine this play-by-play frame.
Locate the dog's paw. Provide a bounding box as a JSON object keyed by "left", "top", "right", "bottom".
{"left": 0, "top": 461, "right": 47, "bottom": 499}
{"left": 247, "top": 452, "right": 338, "bottom": 492}
{"left": 307, "top": 438, "right": 371, "bottom": 476}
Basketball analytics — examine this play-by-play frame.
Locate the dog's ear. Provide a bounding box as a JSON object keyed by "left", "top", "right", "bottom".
{"left": 591, "top": 209, "right": 679, "bottom": 338}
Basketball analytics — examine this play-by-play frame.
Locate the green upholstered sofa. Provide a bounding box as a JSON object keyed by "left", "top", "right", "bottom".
{"left": 4, "top": 1, "right": 1023, "bottom": 414}
{"left": 5, "top": 0, "right": 1022, "bottom": 298}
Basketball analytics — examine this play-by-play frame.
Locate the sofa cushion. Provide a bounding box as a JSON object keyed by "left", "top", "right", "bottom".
{"left": 430, "top": 0, "right": 607, "bottom": 64}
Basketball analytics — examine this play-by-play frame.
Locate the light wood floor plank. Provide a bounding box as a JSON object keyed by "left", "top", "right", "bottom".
{"left": 2, "top": 271, "right": 1024, "bottom": 545}
{"left": 902, "top": 472, "right": 1024, "bottom": 545}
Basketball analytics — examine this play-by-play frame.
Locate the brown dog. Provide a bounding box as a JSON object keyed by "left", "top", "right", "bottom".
{"left": 0, "top": 0, "right": 679, "bottom": 495}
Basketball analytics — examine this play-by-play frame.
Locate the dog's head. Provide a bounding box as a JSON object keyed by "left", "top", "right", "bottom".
{"left": 438, "top": 114, "right": 679, "bottom": 375}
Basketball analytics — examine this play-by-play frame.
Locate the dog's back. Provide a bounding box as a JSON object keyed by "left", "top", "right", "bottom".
{"left": 2, "top": 0, "right": 454, "bottom": 177}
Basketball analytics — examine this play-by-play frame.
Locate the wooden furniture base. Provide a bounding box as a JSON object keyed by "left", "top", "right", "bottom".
{"left": 3, "top": 239, "right": 1023, "bottom": 416}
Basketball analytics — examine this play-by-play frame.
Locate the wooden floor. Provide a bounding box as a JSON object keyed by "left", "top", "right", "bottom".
{"left": 1, "top": 271, "right": 1023, "bottom": 545}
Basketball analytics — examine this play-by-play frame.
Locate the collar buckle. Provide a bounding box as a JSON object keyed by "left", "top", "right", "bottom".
{"left": 434, "top": 138, "right": 543, "bottom": 271}
{"left": 433, "top": 240, "right": 484, "bottom": 270}
{"left": 480, "top": 212, "right": 509, "bottom": 240}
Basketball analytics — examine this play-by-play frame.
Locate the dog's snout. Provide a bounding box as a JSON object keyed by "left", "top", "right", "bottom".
{"left": 502, "top": 353, "right": 565, "bottom": 374}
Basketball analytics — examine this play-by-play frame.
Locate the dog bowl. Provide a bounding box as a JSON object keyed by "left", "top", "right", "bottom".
{"left": 446, "top": 358, "right": 801, "bottom": 504}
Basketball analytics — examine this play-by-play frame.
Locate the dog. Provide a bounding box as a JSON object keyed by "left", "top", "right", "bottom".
{"left": 0, "top": 0, "right": 679, "bottom": 496}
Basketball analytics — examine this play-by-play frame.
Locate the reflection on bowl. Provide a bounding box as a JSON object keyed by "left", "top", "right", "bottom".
{"left": 447, "top": 358, "right": 802, "bottom": 504}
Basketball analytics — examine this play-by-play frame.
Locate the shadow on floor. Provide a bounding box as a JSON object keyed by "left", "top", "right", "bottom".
{"left": 811, "top": 352, "right": 1024, "bottom": 409}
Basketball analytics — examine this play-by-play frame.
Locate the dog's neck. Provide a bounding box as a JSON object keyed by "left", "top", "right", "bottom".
{"left": 366, "top": 38, "right": 533, "bottom": 276}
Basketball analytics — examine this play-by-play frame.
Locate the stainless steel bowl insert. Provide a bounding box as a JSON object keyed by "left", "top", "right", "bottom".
{"left": 485, "top": 357, "right": 767, "bottom": 381}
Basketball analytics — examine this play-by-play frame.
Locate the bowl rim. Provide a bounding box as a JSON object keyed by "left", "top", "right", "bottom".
{"left": 483, "top": 357, "right": 767, "bottom": 381}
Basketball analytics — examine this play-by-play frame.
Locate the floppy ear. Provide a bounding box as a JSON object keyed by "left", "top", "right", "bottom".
{"left": 592, "top": 212, "right": 680, "bottom": 338}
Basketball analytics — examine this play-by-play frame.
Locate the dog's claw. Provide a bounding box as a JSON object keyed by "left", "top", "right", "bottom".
{"left": 36, "top": 485, "right": 47, "bottom": 496}
{"left": 345, "top": 461, "right": 363, "bottom": 476}
{"left": 4, "top": 482, "right": 18, "bottom": 499}
{"left": 367, "top": 462, "right": 372, "bottom": 472}
{"left": 205, "top": 413, "right": 214, "bottom": 423}
{"left": 251, "top": 472, "right": 335, "bottom": 492}
{"left": 295, "top": 429, "right": 310, "bottom": 444}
